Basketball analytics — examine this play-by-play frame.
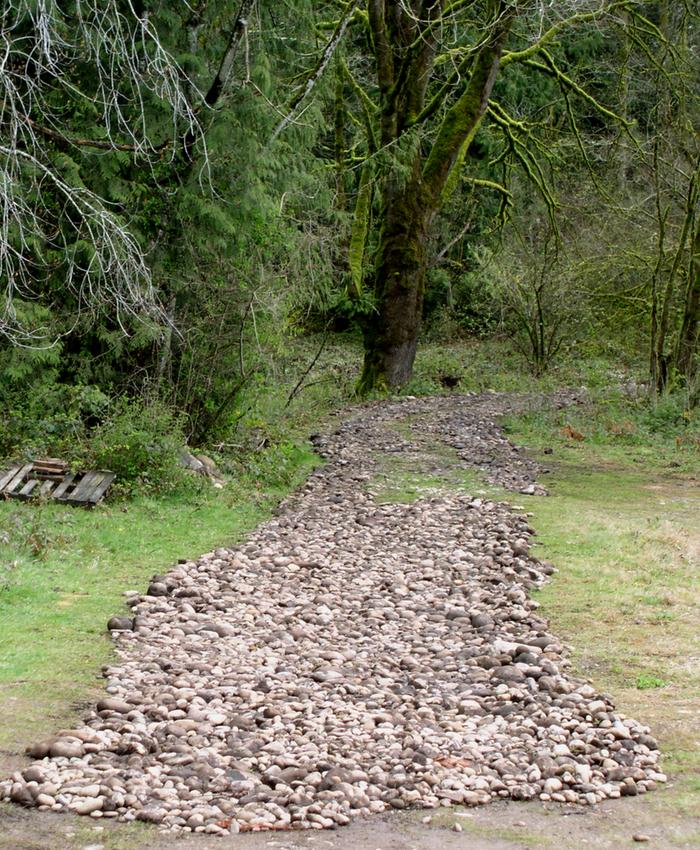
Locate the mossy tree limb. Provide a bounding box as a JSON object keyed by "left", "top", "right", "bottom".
{"left": 357, "top": 1, "right": 513, "bottom": 393}
{"left": 348, "top": 161, "right": 374, "bottom": 299}
{"left": 675, "top": 217, "right": 700, "bottom": 385}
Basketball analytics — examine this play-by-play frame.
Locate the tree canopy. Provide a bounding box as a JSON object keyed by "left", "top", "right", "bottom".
{"left": 0, "top": 0, "right": 698, "bottom": 458}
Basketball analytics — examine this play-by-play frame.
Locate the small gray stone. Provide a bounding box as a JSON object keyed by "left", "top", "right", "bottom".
{"left": 70, "top": 797, "right": 103, "bottom": 815}
{"left": 107, "top": 616, "right": 134, "bottom": 631}
{"left": 9, "top": 783, "right": 34, "bottom": 806}
{"left": 96, "top": 698, "right": 132, "bottom": 714}
{"left": 49, "top": 740, "right": 85, "bottom": 759}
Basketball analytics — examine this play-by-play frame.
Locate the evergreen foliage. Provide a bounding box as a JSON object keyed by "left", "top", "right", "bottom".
{"left": 0, "top": 0, "right": 699, "bottom": 482}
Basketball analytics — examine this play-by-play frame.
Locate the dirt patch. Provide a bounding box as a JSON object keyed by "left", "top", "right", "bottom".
{"left": 1, "top": 796, "right": 699, "bottom": 850}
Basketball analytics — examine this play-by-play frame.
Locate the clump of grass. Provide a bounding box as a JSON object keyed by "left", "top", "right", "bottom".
{"left": 636, "top": 674, "right": 667, "bottom": 690}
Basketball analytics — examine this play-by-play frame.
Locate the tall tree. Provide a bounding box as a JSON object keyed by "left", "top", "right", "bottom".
{"left": 644, "top": 2, "right": 700, "bottom": 393}
{"left": 356, "top": 0, "right": 512, "bottom": 392}
{"left": 290, "top": 1, "right": 656, "bottom": 393}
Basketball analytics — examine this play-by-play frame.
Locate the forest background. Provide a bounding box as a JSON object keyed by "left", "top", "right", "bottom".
{"left": 0, "top": 0, "right": 699, "bottom": 490}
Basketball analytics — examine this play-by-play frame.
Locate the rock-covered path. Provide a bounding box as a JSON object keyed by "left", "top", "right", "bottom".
{"left": 1, "top": 394, "right": 665, "bottom": 835}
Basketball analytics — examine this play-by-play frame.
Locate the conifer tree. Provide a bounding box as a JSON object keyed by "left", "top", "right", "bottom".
{"left": 0, "top": 0, "right": 205, "bottom": 342}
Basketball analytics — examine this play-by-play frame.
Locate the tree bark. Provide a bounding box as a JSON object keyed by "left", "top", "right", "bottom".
{"left": 357, "top": 163, "right": 432, "bottom": 393}
{"left": 675, "top": 220, "right": 700, "bottom": 383}
{"left": 652, "top": 158, "right": 697, "bottom": 393}
{"left": 357, "top": 3, "right": 512, "bottom": 393}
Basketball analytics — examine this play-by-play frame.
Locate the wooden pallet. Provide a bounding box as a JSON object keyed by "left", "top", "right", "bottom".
{"left": 0, "top": 461, "right": 115, "bottom": 506}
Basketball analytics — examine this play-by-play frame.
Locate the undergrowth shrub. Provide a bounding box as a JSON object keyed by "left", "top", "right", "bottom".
{"left": 503, "top": 384, "right": 699, "bottom": 459}
{"left": 219, "top": 441, "right": 317, "bottom": 493}
{"left": 80, "top": 399, "right": 193, "bottom": 495}
{"left": 0, "top": 384, "right": 110, "bottom": 459}
{"left": 638, "top": 394, "right": 695, "bottom": 435}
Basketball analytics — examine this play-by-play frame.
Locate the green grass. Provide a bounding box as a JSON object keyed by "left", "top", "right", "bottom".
{"left": 369, "top": 439, "right": 493, "bottom": 503}
{"left": 0, "top": 446, "right": 317, "bottom": 755}
{"left": 501, "top": 386, "right": 700, "bottom": 473}
{"left": 636, "top": 674, "right": 667, "bottom": 690}
{"left": 370, "top": 403, "right": 699, "bottom": 820}
{"left": 500, "top": 417, "right": 700, "bottom": 812}
{"left": 404, "top": 338, "right": 644, "bottom": 396}
{"left": 368, "top": 419, "right": 510, "bottom": 504}
{"left": 429, "top": 809, "right": 555, "bottom": 846}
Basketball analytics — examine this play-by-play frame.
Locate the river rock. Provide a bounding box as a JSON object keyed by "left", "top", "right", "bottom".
{"left": 0, "top": 393, "right": 664, "bottom": 835}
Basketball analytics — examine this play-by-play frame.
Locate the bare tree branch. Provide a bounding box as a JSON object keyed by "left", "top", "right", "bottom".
{"left": 0, "top": 0, "right": 208, "bottom": 343}
{"left": 270, "top": 0, "right": 360, "bottom": 144}
{"left": 204, "top": 0, "right": 255, "bottom": 107}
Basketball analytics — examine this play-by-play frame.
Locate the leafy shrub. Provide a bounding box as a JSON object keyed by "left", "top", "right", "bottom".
{"left": 0, "top": 379, "right": 111, "bottom": 459}
{"left": 218, "top": 440, "right": 317, "bottom": 494}
{"left": 638, "top": 394, "right": 693, "bottom": 436}
{"left": 81, "top": 399, "right": 192, "bottom": 494}
{"left": 34, "top": 383, "right": 111, "bottom": 425}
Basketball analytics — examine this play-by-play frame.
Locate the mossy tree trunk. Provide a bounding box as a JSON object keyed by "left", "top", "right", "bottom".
{"left": 675, "top": 219, "right": 700, "bottom": 385}
{"left": 357, "top": 161, "right": 432, "bottom": 393}
{"left": 356, "top": 0, "right": 512, "bottom": 393}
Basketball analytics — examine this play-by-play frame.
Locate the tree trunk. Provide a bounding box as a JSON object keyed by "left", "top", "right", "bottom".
{"left": 652, "top": 159, "right": 698, "bottom": 393}
{"left": 357, "top": 167, "right": 433, "bottom": 393}
{"left": 675, "top": 220, "right": 700, "bottom": 383}
{"left": 356, "top": 4, "right": 512, "bottom": 393}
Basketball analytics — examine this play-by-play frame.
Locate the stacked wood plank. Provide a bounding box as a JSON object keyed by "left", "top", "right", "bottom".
{"left": 0, "top": 461, "right": 115, "bottom": 506}
{"left": 31, "top": 458, "right": 69, "bottom": 477}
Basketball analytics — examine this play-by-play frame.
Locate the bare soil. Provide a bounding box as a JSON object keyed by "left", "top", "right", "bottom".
{"left": 1, "top": 793, "right": 698, "bottom": 850}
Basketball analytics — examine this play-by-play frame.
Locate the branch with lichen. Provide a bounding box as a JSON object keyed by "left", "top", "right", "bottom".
{"left": 423, "top": 4, "right": 514, "bottom": 199}
{"left": 270, "top": 0, "right": 359, "bottom": 143}
{"left": 468, "top": 176, "right": 514, "bottom": 229}
{"left": 487, "top": 101, "right": 558, "bottom": 232}
{"left": 348, "top": 160, "right": 374, "bottom": 299}
{"left": 465, "top": 176, "right": 513, "bottom": 200}
{"left": 523, "top": 51, "right": 632, "bottom": 129}
{"left": 499, "top": 2, "right": 631, "bottom": 69}
{"left": 408, "top": 51, "right": 477, "bottom": 129}
{"left": 341, "top": 60, "right": 378, "bottom": 153}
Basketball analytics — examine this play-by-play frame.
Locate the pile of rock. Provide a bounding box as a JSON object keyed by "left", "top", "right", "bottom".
{"left": 1, "top": 393, "right": 663, "bottom": 834}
